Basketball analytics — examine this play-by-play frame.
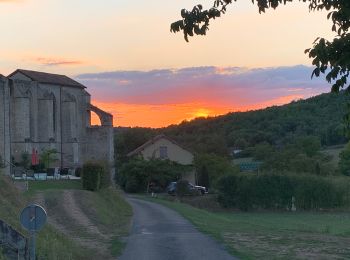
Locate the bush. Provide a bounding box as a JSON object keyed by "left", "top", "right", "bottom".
{"left": 117, "top": 159, "right": 187, "bottom": 193}
{"left": 82, "top": 162, "right": 105, "bottom": 191}
{"left": 75, "top": 167, "right": 82, "bottom": 177}
{"left": 176, "top": 180, "right": 190, "bottom": 197}
{"left": 218, "top": 173, "right": 348, "bottom": 211}
{"left": 125, "top": 175, "right": 140, "bottom": 193}
{"left": 99, "top": 161, "right": 111, "bottom": 189}
{"left": 0, "top": 155, "right": 4, "bottom": 168}
{"left": 194, "top": 153, "right": 239, "bottom": 188}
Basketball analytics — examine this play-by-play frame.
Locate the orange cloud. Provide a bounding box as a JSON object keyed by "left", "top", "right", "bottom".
{"left": 34, "top": 57, "right": 84, "bottom": 66}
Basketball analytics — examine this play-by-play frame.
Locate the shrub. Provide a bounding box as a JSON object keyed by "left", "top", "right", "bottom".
{"left": 82, "top": 162, "right": 104, "bottom": 191}
{"left": 194, "top": 153, "right": 239, "bottom": 188}
{"left": 75, "top": 167, "right": 82, "bottom": 177}
{"left": 20, "top": 152, "right": 30, "bottom": 169}
{"left": 218, "top": 173, "right": 348, "bottom": 211}
{"left": 99, "top": 161, "right": 111, "bottom": 189}
{"left": 117, "top": 159, "right": 185, "bottom": 193}
{"left": 40, "top": 149, "right": 58, "bottom": 170}
{"left": 176, "top": 180, "right": 190, "bottom": 197}
{"left": 0, "top": 155, "right": 4, "bottom": 168}
{"left": 125, "top": 175, "right": 140, "bottom": 193}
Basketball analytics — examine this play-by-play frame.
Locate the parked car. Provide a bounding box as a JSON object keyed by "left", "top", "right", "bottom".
{"left": 188, "top": 182, "right": 208, "bottom": 195}
{"left": 166, "top": 182, "right": 177, "bottom": 195}
{"left": 166, "top": 181, "right": 208, "bottom": 195}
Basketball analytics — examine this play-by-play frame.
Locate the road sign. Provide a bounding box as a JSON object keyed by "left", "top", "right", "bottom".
{"left": 239, "top": 162, "right": 262, "bottom": 172}
{"left": 20, "top": 204, "right": 47, "bottom": 232}
{"left": 20, "top": 204, "right": 47, "bottom": 260}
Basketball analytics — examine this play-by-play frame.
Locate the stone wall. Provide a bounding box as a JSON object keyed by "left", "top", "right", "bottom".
{"left": 0, "top": 78, "right": 11, "bottom": 175}
{"left": 85, "top": 126, "right": 114, "bottom": 164}
{"left": 0, "top": 78, "right": 5, "bottom": 165}
{"left": 0, "top": 219, "right": 28, "bottom": 260}
{"left": 1, "top": 71, "right": 114, "bottom": 174}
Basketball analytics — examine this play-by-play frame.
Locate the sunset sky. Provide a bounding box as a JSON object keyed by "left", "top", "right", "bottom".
{"left": 0, "top": 0, "right": 336, "bottom": 127}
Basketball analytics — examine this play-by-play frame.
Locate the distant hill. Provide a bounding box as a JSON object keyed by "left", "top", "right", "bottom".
{"left": 115, "top": 92, "right": 350, "bottom": 158}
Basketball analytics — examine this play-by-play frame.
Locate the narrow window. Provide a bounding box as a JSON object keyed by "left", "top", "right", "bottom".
{"left": 159, "top": 146, "right": 168, "bottom": 159}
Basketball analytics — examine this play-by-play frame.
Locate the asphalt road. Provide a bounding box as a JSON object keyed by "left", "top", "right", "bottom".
{"left": 119, "top": 197, "right": 236, "bottom": 260}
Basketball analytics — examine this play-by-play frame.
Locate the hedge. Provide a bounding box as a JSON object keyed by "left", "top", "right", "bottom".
{"left": 82, "top": 162, "right": 106, "bottom": 191}
{"left": 218, "top": 173, "right": 349, "bottom": 211}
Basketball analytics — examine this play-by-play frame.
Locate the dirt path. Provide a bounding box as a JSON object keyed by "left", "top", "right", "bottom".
{"left": 62, "top": 190, "right": 109, "bottom": 239}
{"left": 34, "top": 190, "right": 111, "bottom": 258}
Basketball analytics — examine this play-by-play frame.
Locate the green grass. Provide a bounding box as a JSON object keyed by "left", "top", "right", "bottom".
{"left": 0, "top": 175, "right": 93, "bottom": 259}
{"left": 0, "top": 174, "right": 132, "bottom": 259}
{"left": 74, "top": 187, "right": 132, "bottom": 256}
{"left": 26, "top": 179, "right": 82, "bottom": 194}
{"left": 110, "top": 236, "right": 126, "bottom": 256}
{"left": 0, "top": 249, "right": 5, "bottom": 260}
{"left": 36, "top": 225, "right": 97, "bottom": 260}
{"left": 37, "top": 187, "right": 132, "bottom": 258}
{"left": 145, "top": 196, "right": 350, "bottom": 259}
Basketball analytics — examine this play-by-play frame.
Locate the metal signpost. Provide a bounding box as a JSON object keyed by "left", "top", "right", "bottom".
{"left": 20, "top": 204, "right": 47, "bottom": 260}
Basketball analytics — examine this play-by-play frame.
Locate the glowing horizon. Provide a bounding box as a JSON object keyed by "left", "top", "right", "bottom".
{"left": 84, "top": 65, "right": 329, "bottom": 128}
{"left": 90, "top": 93, "right": 306, "bottom": 128}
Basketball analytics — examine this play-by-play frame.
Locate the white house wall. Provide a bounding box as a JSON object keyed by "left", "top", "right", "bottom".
{"left": 141, "top": 138, "right": 194, "bottom": 165}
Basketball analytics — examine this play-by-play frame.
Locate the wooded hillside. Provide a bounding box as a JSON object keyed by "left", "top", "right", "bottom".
{"left": 115, "top": 92, "right": 350, "bottom": 158}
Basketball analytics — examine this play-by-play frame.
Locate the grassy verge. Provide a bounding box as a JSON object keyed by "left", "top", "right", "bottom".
{"left": 73, "top": 187, "right": 132, "bottom": 256}
{"left": 1, "top": 175, "right": 132, "bottom": 259}
{"left": 0, "top": 175, "right": 93, "bottom": 259}
{"left": 34, "top": 186, "right": 132, "bottom": 258}
{"left": 144, "top": 196, "right": 350, "bottom": 259}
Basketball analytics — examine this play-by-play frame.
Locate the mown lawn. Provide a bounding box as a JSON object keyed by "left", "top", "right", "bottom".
{"left": 146, "top": 196, "right": 350, "bottom": 259}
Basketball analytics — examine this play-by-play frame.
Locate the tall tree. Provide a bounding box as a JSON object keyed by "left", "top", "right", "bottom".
{"left": 171, "top": 0, "right": 350, "bottom": 91}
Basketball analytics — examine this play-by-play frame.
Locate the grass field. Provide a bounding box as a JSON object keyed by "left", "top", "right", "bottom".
{"left": 0, "top": 175, "right": 132, "bottom": 259}
{"left": 146, "top": 196, "right": 350, "bottom": 259}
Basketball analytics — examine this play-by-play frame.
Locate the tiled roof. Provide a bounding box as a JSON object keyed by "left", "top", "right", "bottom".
{"left": 127, "top": 134, "right": 192, "bottom": 157}
{"left": 8, "top": 69, "right": 85, "bottom": 89}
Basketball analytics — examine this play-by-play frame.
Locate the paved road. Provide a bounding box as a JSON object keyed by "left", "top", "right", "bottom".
{"left": 120, "top": 198, "right": 236, "bottom": 260}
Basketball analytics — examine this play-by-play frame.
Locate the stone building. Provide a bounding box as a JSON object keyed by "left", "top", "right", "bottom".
{"left": 0, "top": 69, "right": 114, "bottom": 175}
